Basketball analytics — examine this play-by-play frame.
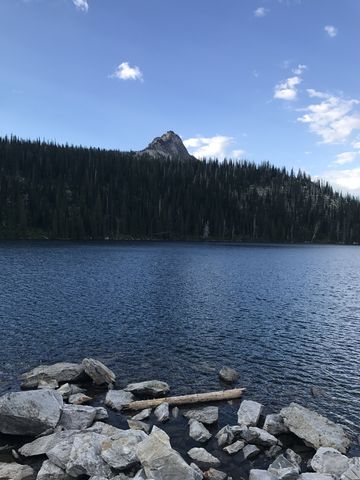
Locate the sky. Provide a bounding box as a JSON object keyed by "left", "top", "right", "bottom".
{"left": 1, "top": 0, "right": 360, "bottom": 196}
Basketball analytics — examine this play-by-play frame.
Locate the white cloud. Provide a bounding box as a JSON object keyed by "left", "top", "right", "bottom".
{"left": 321, "top": 168, "right": 360, "bottom": 196}
{"left": 293, "top": 64, "right": 307, "bottom": 75}
{"left": 274, "top": 75, "right": 302, "bottom": 101}
{"left": 111, "top": 62, "right": 143, "bottom": 81}
{"left": 333, "top": 151, "right": 358, "bottom": 165}
{"left": 298, "top": 90, "right": 360, "bottom": 144}
{"left": 254, "top": 7, "right": 269, "bottom": 17}
{"left": 73, "top": 0, "right": 88, "bottom": 12}
{"left": 184, "top": 136, "right": 244, "bottom": 160}
{"left": 324, "top": 25, "right": 338, "bottom": 37}
{"left": 352, "top": 140, "right": 360, "bottom": 149}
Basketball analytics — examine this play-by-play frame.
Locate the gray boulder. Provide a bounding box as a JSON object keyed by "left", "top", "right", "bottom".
{"left": 263, "top": 414, "right": 289, "bottom": 436}
{"left": 341, "top": 457, "right": 360, "bottom": 480}
{"left": 299, "top": 475, "right": 335, "bottom": 479}
{"left": 105, "top": 390, "right": 134, "bottom": 411}
{"left": 280, "top": 403, "right": 351, "bottom": 453}
{"left": 58, "top": 404, "right": 97, "bottom": 430}
{"left": 187, "top": 448, "right": 221, "bottom": 468}
{"left": 66, "top": 432, "right": 113, "bottom": 478}
{"left": 237, "top": 400, "right": 263, "bottom": 427}
{"left": 68, "top": 393, "right": 92, "bottom": 405}
{"left": 154, "top": 402, "right": 169, "bottom": 422}
{"left": 56, "top": 384, "right": 84, "bottom": 400}
{"left": 125, "top": 380, "right": 170, "bottom": 397}
{"left": 311, "top": 447, "right": 349, "bottom": 478}
{"left": 268, "top": 454, "right": 300, "bottom": 480}
{"left": 216, "top": 425, "right": 234, "bottom": 447}
{"left": 285, "top": 449, "right": 302, "bottom": 467}
{"left": 20, "top": 363, "right": 84, "bottom": 389}
{"left": 189, "top": 419, "right": 212, "bottom": 443}
{"left": 0, "top": 462, "right": 35, "bottom": 480}
{"left": 243, "top": 444, "right": 260, "bottom": 460}
{"left": 223, "top": 440, "right": 245, "bottom": 455}
{"left": 248, "top": 427, "right": 279, "bottom": 447}
{"left": 218, "top": 367, "right": 240, "bottom": 383}
{"left": 19, "top": 430, "right": 78, "bottom": 457}
{"left": 203, "top": 468, "right": 227, "bottom": 480}
{"left": 82, "top": 358, "right": 116, "bottom": 385}
{"left": 190, "top": 463, "right": 204, "bottom": 479}
{"left": 249, "top": 470, "right": 277, "bottom": 480}
{"left": 0, "top": 390, "right": 63, "bottom": 436}
{"left": 132, "top": 408, "right": 152, "bottom": 421}
{"left": 184, "top": 407, "right": 219, "bottom": 425}
{"left": 95, "top": 407, "right": 108, "bottom": 421}
{"left": 100, "top": 429, "right": 147, "bottom": 470}
{"left": 136, "top": 426, "right": 198, "bottom": 479}
{"left": 36, "top": 460, "right": 70, "bottom": 480}
{"left": 127, "top": 419, "right": 151, "bottom": 434}
{"left": 38, "top": 379, "right": 59, "bottom": 390}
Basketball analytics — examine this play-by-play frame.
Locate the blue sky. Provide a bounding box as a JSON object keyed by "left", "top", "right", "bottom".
{"left": 1, "top": 0, "right": 360, "bottom": 195}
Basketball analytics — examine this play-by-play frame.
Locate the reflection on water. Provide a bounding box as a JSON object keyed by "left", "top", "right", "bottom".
{"left": 0, "top": 241, "right": 359, "bottom": 435}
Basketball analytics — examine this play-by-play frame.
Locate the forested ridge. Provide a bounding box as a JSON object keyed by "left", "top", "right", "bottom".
{"left": 1, "top": 135, "right": 360, "bottom": 243}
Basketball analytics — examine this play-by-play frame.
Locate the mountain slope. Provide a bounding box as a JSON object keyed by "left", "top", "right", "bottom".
{"left": 138, "top": 131, "right": 195, "bottom": 161}
{"left": 0, "top": 135, "right": 359, "bottom": 243}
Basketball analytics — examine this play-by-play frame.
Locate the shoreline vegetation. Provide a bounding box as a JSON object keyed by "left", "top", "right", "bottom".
{"left": 0, "top": 358, "right": 358, "bottom": 480}
{"left": 1, "top": 136, "right": 360, "bottom": 244}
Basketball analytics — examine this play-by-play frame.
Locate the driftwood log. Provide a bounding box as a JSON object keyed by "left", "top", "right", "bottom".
{"left": 124, "top": 387, "right": 246, "bottom": 410}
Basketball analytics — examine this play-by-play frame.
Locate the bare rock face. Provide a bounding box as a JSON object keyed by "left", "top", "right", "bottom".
{"left": 280, "top": 403, "right": 351, "bottom": 454}
{"left": 20, "top": 363, "right": 84, "bottom": 389}
{"left": 36, "top": 460, "right": 70, "bottom": 480}
{"left": 0, "top": 462, "right": 35, "bottom": 480}
{"left": 0, "top": 390, "right": 63, "bottom": 436}
{"left": 139, "top": 131, "right": 195, "bottom": 162}
{"left": 82, "top": 358, "right": 116, "bottom": 385}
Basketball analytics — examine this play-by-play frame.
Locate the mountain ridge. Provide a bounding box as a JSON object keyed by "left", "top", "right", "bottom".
{"left": 138, "top": 131, "right": 196, "bottom": 161}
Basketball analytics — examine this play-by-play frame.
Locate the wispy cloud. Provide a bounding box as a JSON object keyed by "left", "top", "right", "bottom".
{"left": 333, "top": 151, "right": 358, "bottom": 165}
{"left": 73, "top": 0, "right": 89, "bottom": 12}
{"left": 324, "top": 25, "right": 338, "bottom": 37}
{"left": 297, "top": 89, "right": 360, "bottom": 144}
{"left": 111, "top": 62, "right": 143, "bottom": 82}
{"left": 254, "top": 7, "right": 269, "bottom": 17}
{"left": 274, "top": 64, "right": 307, "bottom": 101}
{"left": 184, "top": 136, "right": 244, "bottom": 160}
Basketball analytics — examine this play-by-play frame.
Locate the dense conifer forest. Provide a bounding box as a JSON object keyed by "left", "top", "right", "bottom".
{"left": 0, "top": 135, "right": 360, "bottom": 243}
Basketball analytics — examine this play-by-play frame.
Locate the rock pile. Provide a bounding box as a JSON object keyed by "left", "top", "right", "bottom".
{"left": 0, "top": 360, "right": 358, "bottom": 480}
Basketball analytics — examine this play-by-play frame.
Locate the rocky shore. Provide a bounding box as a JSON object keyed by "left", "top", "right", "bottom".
{"left": 0, "top": 359, "right": 358, "bottom": 480}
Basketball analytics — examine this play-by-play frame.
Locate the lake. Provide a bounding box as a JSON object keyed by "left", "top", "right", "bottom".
{"left": 0, "top": 241, "right": 359, "bottom": 437}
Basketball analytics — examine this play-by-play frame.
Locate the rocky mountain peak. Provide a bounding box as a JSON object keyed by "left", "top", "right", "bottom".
{"left": 138, "top": 131, "right": 195, "bottom": 161}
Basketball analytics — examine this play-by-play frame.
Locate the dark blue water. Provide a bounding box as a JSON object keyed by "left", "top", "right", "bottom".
{"left": 0, "top": 242, "right": 359, "bottom": 435}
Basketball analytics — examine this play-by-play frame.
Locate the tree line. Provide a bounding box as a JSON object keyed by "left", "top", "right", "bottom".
{"left": 0, "top": 135, "right": 359, "bottom": 243}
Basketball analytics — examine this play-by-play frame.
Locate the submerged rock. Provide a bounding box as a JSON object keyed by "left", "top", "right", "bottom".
{"left": 187, "top": 448, "right": 221, "bottom": 468}
{"left": 82, "top": 358, "right": 116, "bottom": 385}
{"left": 184, "top": 406, "right": 219, "bottom": 425}
{"left": 280, "top": 403, "right": 351, "bottom": 453}
{"left": 105, "top": 389, "right": 134, "bottom": 411}
{"left": 154, "top": 402, "right": 169, "bottom": 422}
{"left": 125, "top": 380, "right": 170, "bottom": 397}
{"left": 237, "top": 400, "right": 263, "bottom": 427}
{"left": 20, "top": 363, "right": 84, "bottom": 389}
{"left": 0, "top": 462, "right": 35, "bottom": 480}
{"left": 137, "top": 426, "right": 199, "bottom": 479}
{"left": 0, "top": 390, "right": 63, "bottom": 436}
{"left": 218, "top": 367, "right": 240, "bottom": 384}
{"left": 268, "top": 454, "right": 300, "bottom": 480}
{"left": 189, "top": 419, "right": 212, "bottom": 443}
